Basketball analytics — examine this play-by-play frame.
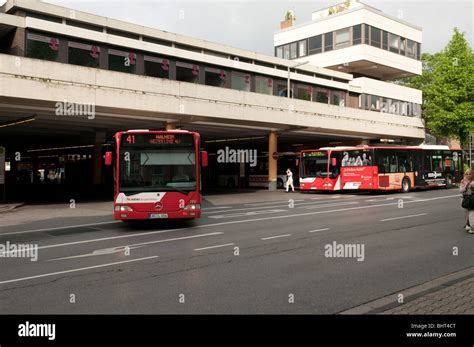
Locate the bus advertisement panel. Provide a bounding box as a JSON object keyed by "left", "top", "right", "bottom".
{"left": 300, "top": 146, "right": 463, "bottom": 193}
{"left": 106, "top": 130, "right": 207, "bottom": 220}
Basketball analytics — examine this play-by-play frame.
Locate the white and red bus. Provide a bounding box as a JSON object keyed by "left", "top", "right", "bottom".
{"left": 105, "top": 130, "right": 208, "bottom": 220}
{"left": 299, "top": 145, "right": 464, "bottom": 193}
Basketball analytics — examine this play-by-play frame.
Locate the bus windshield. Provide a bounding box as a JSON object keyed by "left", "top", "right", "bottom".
{"left": 301, "top": 151, "right": 329, "bottom": 178}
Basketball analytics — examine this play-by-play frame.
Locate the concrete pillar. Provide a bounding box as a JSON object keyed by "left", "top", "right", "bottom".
{"left": 93, "top": 132, "right": 106, "bottom": 185}
{"left": 268, "top": 131, "right": 278, "bottom": 191}
{"left": 165, "top": 122, "right": 177, "bottom": 130}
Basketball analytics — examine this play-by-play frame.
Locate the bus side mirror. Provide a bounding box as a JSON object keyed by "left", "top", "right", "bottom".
{"left": 201, "top": 151, "right": 208, "bottom": 167}
{"left": 105, "top": 151, "right": 113, "bottom": 166}
{"left": 331, "top": 158, "right": 337, "bottom": 166}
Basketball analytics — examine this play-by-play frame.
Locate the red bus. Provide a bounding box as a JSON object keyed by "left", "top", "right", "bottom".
{"left": 299, "top": 145, "right": 463, "bottom": 193}
{"left": 105, "top": 130, "right": 208, "bottom": 220}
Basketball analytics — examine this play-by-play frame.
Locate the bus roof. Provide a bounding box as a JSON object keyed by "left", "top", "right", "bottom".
{"left": 304, "top": 145, "right": 462, "bottom": 152}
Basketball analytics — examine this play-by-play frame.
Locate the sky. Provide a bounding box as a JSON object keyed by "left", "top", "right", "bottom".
{"left": 3, "top": 0, "right": 473, "bottom": 55}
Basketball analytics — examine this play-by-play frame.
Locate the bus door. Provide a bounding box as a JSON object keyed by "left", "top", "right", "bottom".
{"left": 412, "top": 151, "right": 424, "bottom": 187}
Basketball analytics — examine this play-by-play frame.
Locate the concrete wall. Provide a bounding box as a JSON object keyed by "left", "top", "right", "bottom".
{"left": 349, "top": 77, "right": 422, "bottom": 104}
{"left": 0, "top": 54, "right": 425, "bottom": 140}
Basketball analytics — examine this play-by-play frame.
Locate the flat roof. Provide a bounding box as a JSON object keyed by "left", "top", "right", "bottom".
{"left": 1, "top": 0, "right": 353, "bottom": 81}
{"left": 276, "top": 1, "right": 422, "bottom": 34}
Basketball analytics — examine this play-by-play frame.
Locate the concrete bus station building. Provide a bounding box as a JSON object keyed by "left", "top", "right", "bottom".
{"left": 0, "top": 0, "right": 425, "bottom": 200}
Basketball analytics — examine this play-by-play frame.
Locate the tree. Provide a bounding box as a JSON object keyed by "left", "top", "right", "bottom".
{"left": 399, "top": 28, "right": 474, "bottom": 145}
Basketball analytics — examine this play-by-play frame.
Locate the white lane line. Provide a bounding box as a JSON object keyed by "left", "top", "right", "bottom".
{"left": 0, "top": 221, "right": 121, "bottom": 236}
{"left": 208, "top": 209, "right": 286, "bottom": 219}
{"left": 380, "top": 213, "right": 428, "bottom": 222}
{"left": 0, "top": 256, "right": 158, "bottom": 285}
{"left": 302, "top": 202, "right": 358, "bottom": 209}
{"left": 194, "top": 243, "right": 235, "bottom": 251}
{"left": 202, "top": 206, "right": 231, "bottom": 210}
{"left": 192, "top": 194, "right": 459, "bottom": 230}
{"left": 204, "top": 198, "right": 362, "bottom": 214}
{"left": 308, "top": 228, "right": 330, "bottom": 233}
{"left": 261, "top": 234, "right": 292, "bottom": 241}
{"left": 245, "top": 200, "right": 305, "bottom": 207}
{"left": 4, "top": 194, "right": 457, "bottom": 253}
{"left": 46, "top": 245, "right": 146, "bottom": 261}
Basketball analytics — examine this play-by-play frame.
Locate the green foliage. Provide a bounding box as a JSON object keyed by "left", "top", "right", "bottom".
{"left": 398, "top": 28, "right": 474, "bottom": 145}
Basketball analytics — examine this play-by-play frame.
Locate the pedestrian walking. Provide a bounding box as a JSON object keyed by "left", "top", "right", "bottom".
{"left": 460, "top": 169, "right": 474, "bottom": 233}
{"left": 286, "top": 168, "right": 295, "bottom": 192}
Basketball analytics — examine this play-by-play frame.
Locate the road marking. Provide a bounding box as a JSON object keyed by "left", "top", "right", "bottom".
{"left": 0, "top": 256, "right": 158, "bottom": 285}
{"left": 261, "top": 234, "right": 292, "bottom": 240}
{"left": 0, "top": 230, "right": 222, "bottom": 256}
{"left": 202, "top": 206, "right": 231, "bottom": 210}
{"left": 380, "top": 213, "right": 428, "bottom": 222}
{"left": 192, "top": 194, "right": 459, "bottom": 229}
{"left": 0, "top": 221, "right": 121, "bottom": 236}
{"left": 4, "top": 194, "right": 457, "bottom": 253}
{"left": 302, "top": 202, "right": 358, "bottom": 209}
{"left": 308, "top": 228, "right": 330, "bottom": 233}
{"left": 208, "top": 209, "right": 286, "bottom": 219}
{"left": 46, "top": 245, "right": 146, "bottom": 261}
{"left": 194, "top": 243, "right": 235, "bottom": 251}
{"left": 245, "top": 200, "right": 304, "bottom": 206}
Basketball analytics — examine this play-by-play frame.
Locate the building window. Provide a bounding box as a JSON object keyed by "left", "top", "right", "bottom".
{"left": 335, "top": 28, "right": 350, "bottom": 49}
{"left": 231, "top": 71, "right": 251, "bottom": 91}
{"left": 370, "top": 95, "right": 380, "bottom": 110}
{"left": 205, "top": 67, "right": 226, "bottom": 87}
{"left": 68, "top": 40, "right": 100, "bottom": 68}
{"left": 352, "top": 25, "right": 361, "bottom": 45}
{"left": 324, "top": 32, "right": 333, "bottom": 52}
{"left": 316, "top": 88, "right": 330, "bottom": 104}
{"left": 26, "top": 32, "right": 60, "bottom": 62}
{"left": 370, "top": 27, "right": 381, "bottom": 48}
{"left": 416, "top": 43, "right": 421, "bottom": 60}
{"left": 331, "top": 90, "right": 345, "bottom": 106}
{"left": 276, "top": 46, "right": 283, "bottom": 58}
{"left": 290, "top": 42, "right": 297, "bottom": 59}
{"left": 144, "top": 55, "right": 169, "bottom": 78}
{"left": 255, "top": 76, "right": 273, "bottom": 95}
{"left": 298, "top": 40, "right": 307, "bottom": 57}
{"left": 109, "top": 48, "right": 136, "bottom": 73}
{"left": 364, "top": 25, "right": 370, "bottom": 44}
{"left": 389, "top": 33, "right": 399, "bottom": 54}
{"left": 308, "top": 35, "right": 322, "bottom": 55}
{"left": 406, "top": 40, "right": 416, "bottom": 59}
{"left": 400, "top": 37, "right": 406, "bottom": 56}
{"left": 295, "top": 84, "right": 312, "bottom": 101}
{"left": 382, "top": 31, "right": 388, "bottom": 50}
{"left": 283, "top": 44, "right": 290, "bottom": 59}
{"left": 176, "top": 61, "right": 199, "bottom": 83}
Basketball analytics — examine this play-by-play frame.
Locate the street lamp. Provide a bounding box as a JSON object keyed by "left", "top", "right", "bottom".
{"left": 287, "top": 61, "right": 309, "bottom": 98}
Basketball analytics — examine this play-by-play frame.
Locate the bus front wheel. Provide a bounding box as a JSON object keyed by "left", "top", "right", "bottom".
{"left": 401, "top": 178, "right": 410, "bottom": 193}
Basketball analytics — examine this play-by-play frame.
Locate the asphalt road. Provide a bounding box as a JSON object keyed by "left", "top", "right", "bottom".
{"left": 0, "top": 188, "right": 473, "bottom": 314}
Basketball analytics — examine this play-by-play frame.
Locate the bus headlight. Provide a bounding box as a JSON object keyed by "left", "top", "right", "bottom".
{"left": 114, "top": 205, "right": 134, "bottom": 212}
{"left": 183, "top": 204, "right": 201, "bottom": 210}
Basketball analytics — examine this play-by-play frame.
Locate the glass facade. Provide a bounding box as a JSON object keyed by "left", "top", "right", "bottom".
{"left": 205, "top": 67, "right": 226, "bottom": 87}
{"left": 274, "top": 24, "right": 421, "bottom": 61}
{"left": 360, "top": 94, "right": 421, "bottom": 117}
{"left": 68, "top": 40, "right": 100, "bottom": 68}
{"left": 255, "top": 76, "right": 273, "bottom": 95}
{"left": 176, "top": 61, "right": 199, "bottom": 83}
{"left": 144, "top": 55, "right": 169, "bottom": 78}
{"left": 109, "top": 48, "right": 136, "bottom": 73}
{"left": 26, "top": 32, "right": 60, "bottom": 62}
{"left": 231, "top": 71, "right": 251, "bottom": 92}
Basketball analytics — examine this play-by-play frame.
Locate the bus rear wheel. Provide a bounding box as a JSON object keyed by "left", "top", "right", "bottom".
{"left": 401, "top": 178, "right": 410, "bottom": 193}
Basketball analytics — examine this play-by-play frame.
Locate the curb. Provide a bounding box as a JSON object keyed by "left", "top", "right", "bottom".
{"left": 339, "top": 266, "right": 474, "bottom": 314}
{"left": 0, "top": 203, "right": 26, "bottom": 214}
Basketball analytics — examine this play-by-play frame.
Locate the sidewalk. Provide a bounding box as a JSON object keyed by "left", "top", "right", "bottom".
{"left": 341, "top": 267, "right": 474, "bottom": 314}
{"left": 0, "top": 202, "right": 25, "bottom": 213}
